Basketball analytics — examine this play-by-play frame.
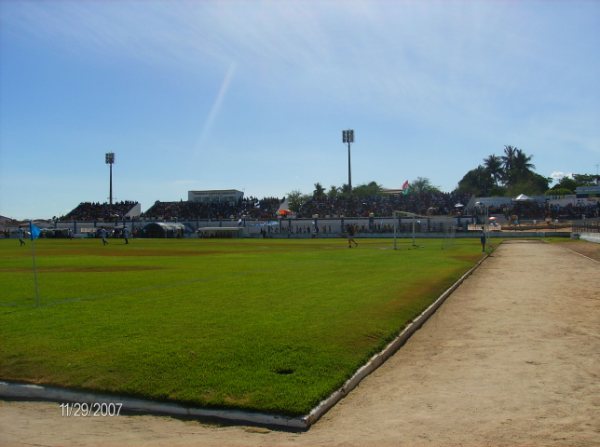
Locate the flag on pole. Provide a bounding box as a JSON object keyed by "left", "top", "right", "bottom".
{"left": 29, "top": 222, "right": 41, "bottom": 240}
{"left": 28, "top": 220, "right": 41, "bottom": 306}
{"left": 401, "top": 180, "right": 410, "bottom": 195}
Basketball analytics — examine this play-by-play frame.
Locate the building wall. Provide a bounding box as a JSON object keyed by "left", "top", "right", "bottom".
{"left": 187, "top": 190, "right": 243, "bottom": 204}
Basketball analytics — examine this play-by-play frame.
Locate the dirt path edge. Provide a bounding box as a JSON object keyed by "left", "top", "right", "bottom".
{"left": 0, "top": 251, "right": 490, "bottom": 431}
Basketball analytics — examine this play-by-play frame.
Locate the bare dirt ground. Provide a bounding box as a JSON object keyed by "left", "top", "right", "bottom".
{"left": 556, "top": 239, "right": 600, "bottom": 262}
{"left": 1, "top": 240, "right": 599, "bottom": 447}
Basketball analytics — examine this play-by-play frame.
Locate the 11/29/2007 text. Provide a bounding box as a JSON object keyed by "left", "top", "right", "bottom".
{"left": 60, "top": 402, "right": 122, "bottom": 417}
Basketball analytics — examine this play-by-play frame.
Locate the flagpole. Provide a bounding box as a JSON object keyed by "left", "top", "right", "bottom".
{"left": 29, "top": 221, "right": 40, "bottom": 307}
{"left": 393, "top": 218, "right": 397, "bottom": 250}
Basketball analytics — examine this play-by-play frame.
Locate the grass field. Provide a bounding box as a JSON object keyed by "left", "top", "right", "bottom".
{"left": 0, "top": 237, "right": 483, "bottom": 416}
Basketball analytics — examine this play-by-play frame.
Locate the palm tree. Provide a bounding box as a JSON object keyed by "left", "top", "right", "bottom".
{"left": 501, "top": 145, "right": 518, "bottom": 183}
{"left": 501, "top": 146, "right": 536, "bottom": 186}
{"left": 341, "top": 183, "right": 352, "bottom": 195}
{"left": 483, "top": 154, "right": 503, "bottom": 186}
{"left": 327, "top": 185, "right": 339, "bottom": 200}
{"left": 513, "top": 149, "right": 535, "bottom": 176}
{"left": 313, "top": 182, "right": 326, "bottom": 201}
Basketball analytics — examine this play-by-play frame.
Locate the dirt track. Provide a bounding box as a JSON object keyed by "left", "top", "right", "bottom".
{"left": 1, "top": 240, "right": 599, "bottom": 447}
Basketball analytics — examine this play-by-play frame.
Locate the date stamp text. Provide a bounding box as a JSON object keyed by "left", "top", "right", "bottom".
{"left": 60, "top": 402, "right": 123, "bottom": 417}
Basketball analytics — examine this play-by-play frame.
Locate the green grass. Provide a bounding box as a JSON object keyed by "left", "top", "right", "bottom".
{"left": 0, "top": 237, "right": 482, "bottom": 416}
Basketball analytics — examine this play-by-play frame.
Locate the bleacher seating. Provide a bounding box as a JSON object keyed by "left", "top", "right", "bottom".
{"left": 297, "top": 191, "right": 472, "bottom": 218}
{"left": 142, "top": 197, "right": 282, "bottom": 220}
{"left": 62, "top": 201, "right": 139, "bottom": 221}
{"left": 59, "top": 193, "right": 599, "bottom": 222}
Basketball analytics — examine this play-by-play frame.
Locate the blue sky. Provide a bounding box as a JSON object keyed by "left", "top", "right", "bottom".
{"left": 1, "top": 0, "right": 598, "bottom": 220}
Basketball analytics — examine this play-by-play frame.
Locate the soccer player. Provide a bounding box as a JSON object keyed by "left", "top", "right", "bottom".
{"left": 347, "top": 224, "right": 358, "bottom": 248}
{"left": 18, "top": 226, "right": 26, "bottom": 246}
{"left": 123, "top": 226, "right": 130, "bottom": 244}
{"left": 99, "top": 228, "right": 108, "bottom": 245}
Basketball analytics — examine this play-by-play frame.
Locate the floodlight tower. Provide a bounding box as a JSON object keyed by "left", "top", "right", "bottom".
{"left": 105, "top": 152, "right": 115, "bottom": 206}
{"left": 342, "top": 129, "right": 354, "bottom": 191}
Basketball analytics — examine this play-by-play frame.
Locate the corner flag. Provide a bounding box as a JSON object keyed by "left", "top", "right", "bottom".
{"left": 28, "top": 221, "right": 41, "bottom": 306}
{"left": 29, "top": 222, "right": 41, "bottom": 240}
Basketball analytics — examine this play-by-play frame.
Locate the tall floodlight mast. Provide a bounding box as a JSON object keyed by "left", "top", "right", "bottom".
{"left": 342, "top": 129, "right": 354, "bottom": 192}
{"left": 105, "top": 152, "right": 115, "bottom": 206}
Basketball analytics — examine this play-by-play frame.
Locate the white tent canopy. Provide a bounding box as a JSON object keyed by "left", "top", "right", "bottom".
{"left": 514, "top": 194, "right": 532, "bottom": 202}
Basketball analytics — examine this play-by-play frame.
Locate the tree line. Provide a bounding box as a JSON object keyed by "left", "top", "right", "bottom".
{"left": 287, "top": 178, "right": 440, "bottom": 213}
{"left": 286, "top": 145, "right": 597, "bottom": 212}
{"left": 457, "top": 145, "right": 596, "bottom": 197}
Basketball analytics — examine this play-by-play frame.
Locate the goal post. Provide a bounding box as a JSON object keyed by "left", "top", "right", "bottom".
{"left": 392, "top": 211, "right": 426, "bottom": 249}
{"left": 441, "top": 221, "right": 457, "bottom": 250}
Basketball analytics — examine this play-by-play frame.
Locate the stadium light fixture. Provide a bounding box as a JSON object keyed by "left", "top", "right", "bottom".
{"left": 342, "top": 129, "right": 354, "bottom": 191}
{"left": 105, "top": 152, "right": 115, "bottom": 206}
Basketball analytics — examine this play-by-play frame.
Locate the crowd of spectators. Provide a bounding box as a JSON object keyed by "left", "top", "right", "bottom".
{"left": 141, "top": 191, "right": 470, "bottom": 221}
{"left": 555, "top": 201, "right": 600, "bottom": 219}
{"left": 58, "top": 193, "right": 599, "bottom": 223}
{"left": 297, "top": 191, "right": 472, "bottom": 218}
{"left": 515, "top": 201, "right": 599, "bottom": 220}
{"left": 142, "top": 197, "right": 282, "bottom": 220}
{"left": 479, "top": 200, "right": 600, "bottom": 220}
{"left": 62, "top": 201, "right": 138, "bottom": 221}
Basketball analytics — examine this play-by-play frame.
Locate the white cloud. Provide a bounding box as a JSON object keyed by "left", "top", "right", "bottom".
{"left": 194, "top": 61, "right": 237, "bottom": 152}
{"left": 550, "top": 171, "right": 573, "bottom": 182}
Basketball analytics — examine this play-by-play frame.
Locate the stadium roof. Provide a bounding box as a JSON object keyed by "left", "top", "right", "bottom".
{"left": 197, "top": 227, "right": 242, "bottom": 232}
{"left": 143, "top": 222, "right": 185, "bottom": 230}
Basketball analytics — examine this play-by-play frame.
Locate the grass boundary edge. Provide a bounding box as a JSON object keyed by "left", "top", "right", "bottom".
{"left": 303, "top": 248, "right": 491, "bottom": 427}
{"left": 0, "top": 249, "right": 492, "bottom": 431}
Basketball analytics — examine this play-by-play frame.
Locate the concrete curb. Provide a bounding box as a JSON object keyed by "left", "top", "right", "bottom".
{"left": 0, "top": 252, "right": 490, "bottom": 430}
{"left": 576, "top": 232, "right": 600, "bottom": 245}
{"left": 303, "top": 250, "right": 490, "bottom": 426}
{"left": 0, "top": 381, "right": 307, "bottom": 430}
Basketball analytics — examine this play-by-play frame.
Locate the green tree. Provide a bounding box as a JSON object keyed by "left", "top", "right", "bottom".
{"left": 457, "top": 145, "right": 546, "bottom": 197}
{"left": 457, "top": 166, "right": 495, "bottom": 196}
{"left": 410, "top": 177, "right": 440, "bottom": 194}
{"left": 501, "top": 145, "right": 518, "bottom": 184}
{"left": 506, "top": 172, "right": 549, "bottom": 196}
{"left": 550, "top": 176, "right": 577, "bottom": 193}
{"left": 545, "top": 188, "right": 573, "bottom": 196}
{"left": 327, "top": 185, "right": 339, "bottom": 200}
{"left": 513, "top": 149, "right": 535, "bottom": 177}
{"left": 483, "top": 154, "right": 503, "bottom": 186}
{"left": 501, "top": 146, "right": 536, "bottom": 187}
{"left": 572, "top": 174, "right": 598, "bottom": 186}
{"left": 312, "top": 182, "right": 326, "bottom": 201}
{"left": 353, "top": 181, "right": 383, "bottom": 198}
{"left": 286, "top": 190, "right": 309, "bottom": 212}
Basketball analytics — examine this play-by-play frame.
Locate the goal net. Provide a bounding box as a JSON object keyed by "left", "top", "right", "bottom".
{"left": 392, "top": 211, "right": 428, "bottom": 250}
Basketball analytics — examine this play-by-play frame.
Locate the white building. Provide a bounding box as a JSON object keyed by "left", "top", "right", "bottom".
{"left": 188, "top": 189, "right": 244, "bottom": 205}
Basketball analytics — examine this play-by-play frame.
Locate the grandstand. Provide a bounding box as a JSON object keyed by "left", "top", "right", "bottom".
{"left": 0, "top": 215, "right": 16, "bottom": 225}
{"left": 143, "top": 197, "right": 281, "bottom": 220}
{"left": 62, "top": 201, "right": 140, "bottom": 221}
{"left": 53, "top": 193, "right": 600, "bottom": 225}
{"left": 466, "top": 195, "right": 600, "bottom": 220}
{"left": 44, "top": 188, "right": 599, "bottom": 235}
{"left": 297, "top": 191, "right": 471, "bottom": 218}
